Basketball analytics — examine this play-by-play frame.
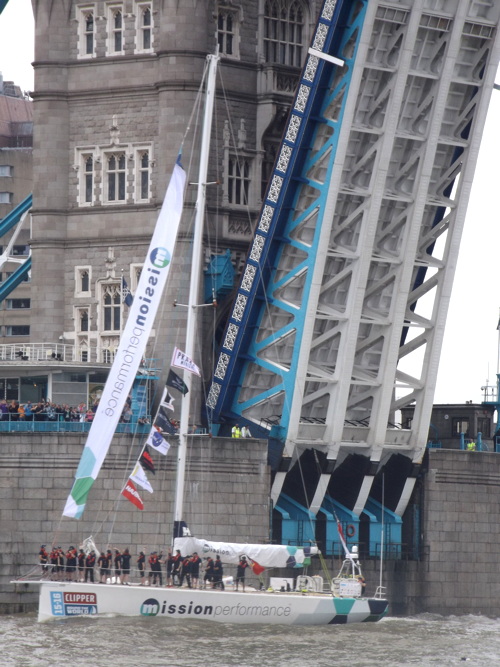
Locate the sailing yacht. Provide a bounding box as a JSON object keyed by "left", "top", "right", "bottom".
{"left": 22, "top": 50, "right": 388, "bottom": 625}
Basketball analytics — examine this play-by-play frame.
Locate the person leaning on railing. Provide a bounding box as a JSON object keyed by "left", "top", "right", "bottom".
{"left": 8, "top": 400, "right": 20, "bottom": 421}
{"left": 23, "top": 401, "right": 33, "bottom": 421}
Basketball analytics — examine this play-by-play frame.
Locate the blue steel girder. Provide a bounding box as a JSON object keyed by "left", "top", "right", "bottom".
{"left": 0, "top": 194, "right": 32, "bottom": 237}
{"left": 0, "top": 257, "right": 31, "bottom": 302}
{"left": 206, "top": 0, "right": 364, "bottom": 429}
{"left": 0, "top": 194, "right": 33, "bottom": 302}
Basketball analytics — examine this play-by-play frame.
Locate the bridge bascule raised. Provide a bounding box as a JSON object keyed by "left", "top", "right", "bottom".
{"left": 207, "top": 0, "right": 500, "bottom": 546}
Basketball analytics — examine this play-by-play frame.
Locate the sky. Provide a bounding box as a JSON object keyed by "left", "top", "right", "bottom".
{"left": 1, "top": 0, "right": 500, "bottom": 405}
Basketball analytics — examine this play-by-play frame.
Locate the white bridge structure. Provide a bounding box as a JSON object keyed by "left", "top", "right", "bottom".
{"left": 208, "top": 0, "right": 500, "bottom": 539}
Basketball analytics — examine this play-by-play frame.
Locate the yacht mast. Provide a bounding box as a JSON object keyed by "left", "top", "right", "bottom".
{"left": 173, "top": 52, "right": 219, "bottom": 538}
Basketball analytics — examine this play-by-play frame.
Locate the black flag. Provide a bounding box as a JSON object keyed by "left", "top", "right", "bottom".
{"left": 167, "top": 369, "right": 189, "bottom": 395}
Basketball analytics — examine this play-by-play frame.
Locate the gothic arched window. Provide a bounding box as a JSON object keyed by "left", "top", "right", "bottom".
{"left": 264, "top": 0, "right": 305, "bottom": 67}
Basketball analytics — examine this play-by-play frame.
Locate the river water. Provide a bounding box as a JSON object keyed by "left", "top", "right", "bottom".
{"left": 1, "top": 613, "right": 499, "bottom": 666}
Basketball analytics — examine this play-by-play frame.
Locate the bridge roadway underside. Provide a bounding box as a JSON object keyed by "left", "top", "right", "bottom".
{"left": 2, "top": 436, "right": 500, "bottom": 617}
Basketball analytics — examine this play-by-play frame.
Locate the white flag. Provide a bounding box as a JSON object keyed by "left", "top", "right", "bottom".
{"left": 146, "top": 426, "right": 171, "bottom": 455}
{"left": 160, "top": 387, "right": 175, "bottom": 411}
{"left": 130, "top": 462, "right": 153, "bottom": 493}
{"left": 171, "top": 346, "right": 200, "bottom": 376}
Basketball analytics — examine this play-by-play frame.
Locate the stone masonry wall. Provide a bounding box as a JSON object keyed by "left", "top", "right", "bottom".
{"left": 385, "top": 449, "right": 500, "bottom": 617}
{"left": 5, "top": 443, "right": 500, "bottom": 616}
{"left": 1, "top": 433, "right": 270, "bottom": 613}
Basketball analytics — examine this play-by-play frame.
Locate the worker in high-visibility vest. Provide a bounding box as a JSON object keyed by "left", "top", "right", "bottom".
{"left": 231, "top": 424, "right": 241, "bottom": 438}
{"left": 467, "top": 440, "right": 476, "bottom": 451}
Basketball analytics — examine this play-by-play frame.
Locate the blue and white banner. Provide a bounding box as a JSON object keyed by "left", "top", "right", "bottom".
{"left": 146, "top": 426, "right": 171, "bottom": 455}
{"left": 63, "top": 159, "right": 186, "bottom": 518}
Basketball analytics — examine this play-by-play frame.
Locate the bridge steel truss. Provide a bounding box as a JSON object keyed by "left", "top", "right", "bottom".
{"left": 208, "top": 0, "right": 500, "bottom": 517}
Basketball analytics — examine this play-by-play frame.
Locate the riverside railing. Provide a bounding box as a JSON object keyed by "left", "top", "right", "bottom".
{"left": 0, "top": 419, "right": 153, "bottom": 434}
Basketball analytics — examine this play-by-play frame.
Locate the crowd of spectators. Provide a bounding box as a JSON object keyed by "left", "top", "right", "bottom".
{"left": 0, "top": 398, "right": 93, "bottom": 422}
{"left": 0, "top": 397, "right": 151, "bottom": 426}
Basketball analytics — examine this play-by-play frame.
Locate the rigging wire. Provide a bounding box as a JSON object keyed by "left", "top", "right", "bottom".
{"left": 48, "top": 58, "right": 214, "bottom": 555}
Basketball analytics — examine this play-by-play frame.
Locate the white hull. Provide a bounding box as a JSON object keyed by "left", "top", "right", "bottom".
{"left": 37, "top": 581, "right": 387, "bottom": 625}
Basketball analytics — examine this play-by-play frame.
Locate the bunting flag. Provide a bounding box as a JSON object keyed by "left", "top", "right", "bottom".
{"left": 160, "top": 387, "right": 175, "bottom": 411}
{"left": 140, "top": 447, "right": 155, "bottom": 474}
{"left": 155, "top": 406, "right": 177, "bottom": 435}
{"left": 171, "top": 347, "right": 200, "bottom": 376}
{"left": 146, "top": 426, "right": 171, "bottom": 455}
{"left": 130, "top": 462, "right": 153, "bottom": 493}
{"left": 246, "top": 555, "right": 265, "bottom": 576}
{"left": 121, "top": 276, "right": 133, "bottom": 307}
{"left": 121, "top": 480, "right": 144, "bottom": 510}
{"left": 63, "top": 157, "right": 186, "bottom": 519}
{"left": 166, "top": 369, "right": 189, "bottom": 395}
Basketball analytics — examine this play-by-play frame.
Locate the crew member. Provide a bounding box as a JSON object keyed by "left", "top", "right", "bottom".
{"left": 235, "top": 555, "right": 248, "bottom": 592}
{"left": 213, "top": 554, "right": 224, "bottom": 590}
{"left": 85, "top": 550, "right": 96, "bottom": 583}
{"left": 137, "top": 550, "right": 146, "bottom": 585}
{"left": 77, "top": 548, "right": 85, "bottom": 582}
{"left": 203, "top": 557, "right": 214, "bottom": 589}
{"left": 172, "top": 549, "right": 182, "bottom": 586}
{"left": 121, "top": 548, "right": 131, "bottom": 585}
{"left": 39, "top": 545, "right": 49, "bottom": 578}
{"left": 113, "top": 548, "right": 122, "bottom": 584}
{"left": 190, "top": 552, "right": 201, "bottom": 589}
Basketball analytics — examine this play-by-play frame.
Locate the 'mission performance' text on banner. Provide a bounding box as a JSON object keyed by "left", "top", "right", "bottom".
{"left": 63, "top": 160, "right": 186, "bottom": 519}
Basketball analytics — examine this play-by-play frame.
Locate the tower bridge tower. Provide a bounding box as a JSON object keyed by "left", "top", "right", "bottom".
{"left": 12, "top": 0, "right": 500, "bottom": 554}
{"left": 208, "top": 0, "right": 500, "bottom": 533}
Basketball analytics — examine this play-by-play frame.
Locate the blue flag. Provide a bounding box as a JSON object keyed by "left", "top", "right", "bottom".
{"left": 155, "top": 406, "right": 177, "bottom": 435}
{"left": 122, "top": 276, "right": 133, "bottom": 307}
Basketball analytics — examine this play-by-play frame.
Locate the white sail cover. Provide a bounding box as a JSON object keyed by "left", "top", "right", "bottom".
{"left": 174, "top": 537, "right": 319, "bottom": 569}
{"left": 63, "top": 159, "right": 187, "bottom": 519}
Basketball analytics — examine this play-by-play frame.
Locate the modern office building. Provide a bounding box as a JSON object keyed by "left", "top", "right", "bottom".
{"left": 0, "top": 76, "right": 33, "bottom": 404}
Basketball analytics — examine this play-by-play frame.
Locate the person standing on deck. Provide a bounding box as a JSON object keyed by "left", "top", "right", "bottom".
{"left": 85, "top": 550, "right": 96, "bottom": 583}
{"left": 203, "top": 557, "right": 214, "bottom": 589}
{"left": 190, "top": 552, "right": 201, "bottom": 588}
{"left": 121, "top": 548, "right": 131, "bottom": 585}
{"left": 172, "top": 549, "right": 182, "bottom": 586}
{"left": 97, "top": 552, "right": 108, "bottom": 583}
{"left": 213, "top": 554, "right": 225, "bottom": 590}
{"left": 77, "top": 548, "right": 85, "bottom": 582}
{"left": 149, "top": 551, "right": 161, "bottom": 586}
{"left": 179, "top": 554, "right": 192, "bottom": 588}
{"left": 137, "top": 551, "right": 146, "bottom": 585}
{"left": 113, "top": 548, "right": 122, "bottom": 584}
{"left": 165, "top": 548, "right": 174, "bottom": 587}
{"left": 235, "top": 555, "right": 248, "bottom": 592}
{"left": 39, "top": 545, "right": 49, "bottom": 578}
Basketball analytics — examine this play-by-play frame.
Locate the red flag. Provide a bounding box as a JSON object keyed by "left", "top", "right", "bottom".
{"left": 140, "top": 447, "right": 155, "bottom": 474}
{"left": 121, "top": 479, "right": 144, "bottom": 510}
{"left": 247, "top": 556, "right": 265, "bottom": 575}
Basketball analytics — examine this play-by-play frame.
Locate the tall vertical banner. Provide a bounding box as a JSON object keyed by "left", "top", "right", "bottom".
{"left": 63, "top": 159, "right": 187, "bottom": 518}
